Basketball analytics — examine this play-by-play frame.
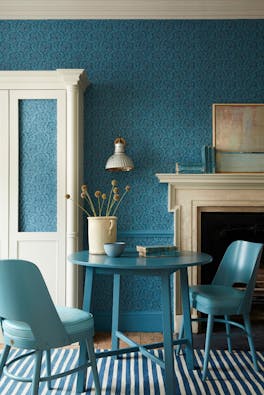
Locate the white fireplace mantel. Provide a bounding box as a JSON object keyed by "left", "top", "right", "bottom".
{"left": 156, "top": 173, "right": 264, "bottom": 217}
{"left": 156, "top": 172, "right": 264, "bottom": 332}
{"left": 156, "top": 173, "right": 264, "bottom": 189}
{"left": 156, "top": 173, "right": 264, "bottom": 245}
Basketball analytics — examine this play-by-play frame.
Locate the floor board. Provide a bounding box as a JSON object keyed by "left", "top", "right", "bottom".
{"left": 94, "top": 307, "right": 264, "bottom": 351}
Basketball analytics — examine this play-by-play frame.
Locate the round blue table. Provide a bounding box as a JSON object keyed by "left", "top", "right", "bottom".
{"left": 69, "top": 250, "right": 212, "bottom": 395}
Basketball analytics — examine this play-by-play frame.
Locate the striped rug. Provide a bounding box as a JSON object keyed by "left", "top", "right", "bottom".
{"left": 0, "top": 348, "right": 263, "bottom": 394}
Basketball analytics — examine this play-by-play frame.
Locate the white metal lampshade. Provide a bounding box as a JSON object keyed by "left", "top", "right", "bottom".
{"left": 105, "top": 137, "right": 134, "bottom": 172}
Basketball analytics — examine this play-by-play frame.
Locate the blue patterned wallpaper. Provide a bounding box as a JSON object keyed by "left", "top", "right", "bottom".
{"left": 19, "top": 99, "right": 57, "bottom": 232}
{"left": 1, "top": 20, "right": 264, "bottom": 329}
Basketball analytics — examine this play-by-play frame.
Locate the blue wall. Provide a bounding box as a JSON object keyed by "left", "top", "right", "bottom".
{"left": 1, "top": 20, "right": 264, "bottom": 330}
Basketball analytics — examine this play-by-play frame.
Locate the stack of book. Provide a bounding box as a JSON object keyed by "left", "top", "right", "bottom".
{"left": 136, "top": 245, "right": 178, "bottom": 257}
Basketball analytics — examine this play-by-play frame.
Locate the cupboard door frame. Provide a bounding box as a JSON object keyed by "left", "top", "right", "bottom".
{"left": 0, "top": 69, "right": 89, "bottom": 307}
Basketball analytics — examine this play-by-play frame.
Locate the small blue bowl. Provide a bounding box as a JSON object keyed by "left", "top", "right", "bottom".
{"left": 104, "top": 242, "right": 126, "bottom": 257}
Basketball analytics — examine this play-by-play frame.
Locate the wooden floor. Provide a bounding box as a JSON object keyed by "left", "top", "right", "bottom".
{"left": 0, "top": 324, "right": 263, "bottom": 351}
{"left": 94, "top": 311, "right": 264, "bottom": 351}
{"left": 0, "top": 332, "right": 163, "bottom": 351}
{"left": 94, "top": 332, "right": 163, "bottom": 349}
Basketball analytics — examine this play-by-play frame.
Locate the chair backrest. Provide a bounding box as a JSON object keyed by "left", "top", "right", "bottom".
{"left": 212, "top": 240, "right": 263, "bottom": 312}
{"left": 0, "top": 259, "right": 69, "bottom": 349}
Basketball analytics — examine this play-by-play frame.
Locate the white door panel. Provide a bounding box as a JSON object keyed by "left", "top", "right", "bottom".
{"left": 9, "top": 90, "right": 67, "bottom": 305}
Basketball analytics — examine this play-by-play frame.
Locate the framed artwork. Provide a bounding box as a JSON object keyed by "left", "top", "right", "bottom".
{"left": 213, "top": 103, "right": 264, "bottom": 173}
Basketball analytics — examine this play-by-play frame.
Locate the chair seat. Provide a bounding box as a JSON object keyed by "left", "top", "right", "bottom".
{"left": 190, "top": 285, "right": 244, "bottom": 315}
{"left": 2, "top": 307, "right": 94, "bottom": 346}
{"left": 56, "top": 307, "right": 94, "bottom": 336}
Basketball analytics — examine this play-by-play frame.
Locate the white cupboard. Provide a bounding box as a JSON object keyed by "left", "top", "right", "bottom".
{"left": 0, "top": 69, "right": 89, "bottom": 308}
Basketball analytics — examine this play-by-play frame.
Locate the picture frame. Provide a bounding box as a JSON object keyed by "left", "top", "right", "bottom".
{"left": 212, "top": 103, "right": 264, "bottom": 173}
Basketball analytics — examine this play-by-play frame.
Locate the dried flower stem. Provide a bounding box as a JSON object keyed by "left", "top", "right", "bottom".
{"left": 112, "top": 189, "right": 129, "bottom": 216}
{"left": 98, "top": 197, "right": 101, "bottom": 214}
{"left": 99, "top": 195, "right": 106, "bottom": 216}
{"left": 66, "top": 195, "right": 91, "bottom": 217}
{"left": 106, "top": 188, "right": 113, "bottom": 216}
{"left": 95, "top": 191, "right": 102, "bottom": 216}
{"left": 85, "top": 191, "right": 97, "bottom": 216}
{"left": 106, "top": 180, "right": 117, "bottom": 216}
{"left": 107, "top": 198, "right": 116, "bottom": 216}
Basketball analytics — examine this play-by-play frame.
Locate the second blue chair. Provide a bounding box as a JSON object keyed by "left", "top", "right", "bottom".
{"left": 177, "top": 240, "right": 263, "bottom": 380}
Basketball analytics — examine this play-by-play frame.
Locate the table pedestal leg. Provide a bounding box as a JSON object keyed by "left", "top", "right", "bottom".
{"left": 77, "top": 267, "right": 94, "bottom": 393}
{"left": 180, "top": 267, "right": 194, "bottom": 370}
{"left": 111, "top": 273, "right": 121, "bottom": 352}
{"left": 161, "top": 273, "right": 176, "bottom": 395}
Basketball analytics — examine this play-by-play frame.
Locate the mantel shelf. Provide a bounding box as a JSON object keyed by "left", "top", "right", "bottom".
{"left": 156, "top": 173, "right": 264, "bottom": 190}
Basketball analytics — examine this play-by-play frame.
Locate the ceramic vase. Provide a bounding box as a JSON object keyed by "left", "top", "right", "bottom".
{"left": 88, "top": 216, "right": 117, "bottom": 254}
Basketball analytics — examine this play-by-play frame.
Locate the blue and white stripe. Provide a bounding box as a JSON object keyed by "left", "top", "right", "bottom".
{"left": 0, "top": 349, "right": 263, "bottom": 394}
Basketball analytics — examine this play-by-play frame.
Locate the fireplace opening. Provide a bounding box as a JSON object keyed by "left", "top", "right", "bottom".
{"left": 201, "top": 212, "right": 264, "bottom": 307}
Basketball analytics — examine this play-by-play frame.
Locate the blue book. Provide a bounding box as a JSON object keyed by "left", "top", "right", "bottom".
{"left": 210, "top": 146, "right": 216, "bottom": 173}
{"left": 208, "top": 145, "right": 212, "bottom": 173}
{"left": 201, "top": 145, "right": 216, "bottom": 173}
{"left": 177, "top": 163, "right": 204, "bottom": 174}
{"left": 202, "top": 145, "right": 210, "bottom": 173}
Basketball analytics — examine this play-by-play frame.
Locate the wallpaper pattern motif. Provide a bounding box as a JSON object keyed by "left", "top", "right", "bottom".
{"left": 1, "top": 20, "right": 263, "bottom": 326}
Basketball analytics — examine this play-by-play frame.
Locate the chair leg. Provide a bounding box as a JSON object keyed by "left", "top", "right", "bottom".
{"left": 243, "top": 313, "right": 259, "bottom": 372}
{"left": 86, "top": 338, "right": 101, "bottom": 395}
{"left": 45, "top": 350, "right": 52, "bottom": 390}
{"left": 31, "top": 351, "right": 43, "bottom": 395}
{"left": 202, "top": 314, "right": 214, "bottom": 381}
{"left": 0, "top": 345, "right": 11, "bottom": 377}
{"left": 176, "top": 317, "right": 184, "bottom": 355}
{"left": 224, "top": 315, "right": 232, "bottom": 353}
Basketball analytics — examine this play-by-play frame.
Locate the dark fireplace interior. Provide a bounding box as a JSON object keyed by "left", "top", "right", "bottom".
{"left": 201, "top": 212, "right": 264, "bottom": 307}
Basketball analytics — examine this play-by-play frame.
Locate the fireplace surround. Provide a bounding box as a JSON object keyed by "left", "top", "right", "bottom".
{"left": 156, "top": 173, "right": 264, "bottom": 332}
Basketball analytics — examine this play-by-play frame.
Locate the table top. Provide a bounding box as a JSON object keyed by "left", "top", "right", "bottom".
{"left": 68, "top": 250, "right": 212, "bottom": 271}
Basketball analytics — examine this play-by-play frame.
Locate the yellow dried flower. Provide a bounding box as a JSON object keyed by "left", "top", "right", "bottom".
{"left": 68, "top": 180, "right": 131, "bottom": 217}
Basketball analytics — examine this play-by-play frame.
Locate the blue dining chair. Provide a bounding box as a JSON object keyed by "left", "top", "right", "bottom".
{"left": 0, "top": 259, "right": 101, "bottom": 395}
{"left": 177, "top": 240, "right": 263, "bottom": 380}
